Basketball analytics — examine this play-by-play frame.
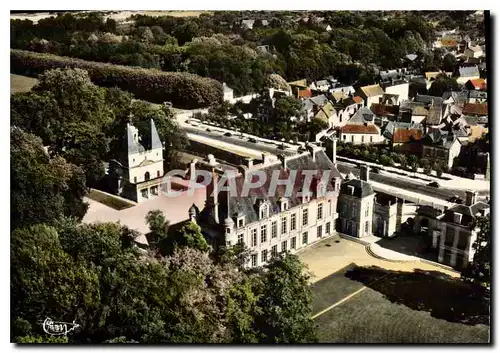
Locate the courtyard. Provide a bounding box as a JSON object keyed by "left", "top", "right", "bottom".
{"left": 300, "top": 236, "right": 490, "bottom": 343}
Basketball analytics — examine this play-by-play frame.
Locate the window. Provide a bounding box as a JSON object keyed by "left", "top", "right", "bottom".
{"left": 365, "top": 206, "right": 369, "bottom": 217}
{"left": 317, "top": 225, "right": 323, "bottom": 238}
{"left": 281, "top": 217, "right": 287, "bottom": 235}
{"left": 261, "top": 249, "right": 268, "bottom": 263}
{"left": 272, "top": 221, "right": 278, "bottom": 238}
{"left": 238, "top": 218, "right": 244, "bottom": 228}
{"left": 259, "top": 204, "right": 268, "bottom": 220}
{"left": 352, "top": 207, "right": 357, "bottom": 218}
{"left": 317, "top": 203, "right": 323, "bottom": 220}
{"left": 260, "top": 225, "right": 267, "bottom": 243}
{"left": 303, "top": 209, "right": 309, "bottom": 226}
{"left": 361, "top": 135, "right": 365, "bottom": 143}
{"left": 226, "top": 228, "right": 231, "bottom": 234}
{"left": 271, "top": 245, "right": 278, "bottom": 256}
{"left": 343, "top": 134, "right": 346, "bottom": 140}
{"left": 157, "top": 170, "right": 161, "bottom": 178}
{"left": 251, "top": 229, "right": 257, "bottom": 247}
{"left": 351, "top": 135, "right": 354, "bottom": 142}
{"left": 281, "top": 241, "right": 287, "bottom": 253}
{"left": 328, "top": 200, "right": 332, "bottom": 215}
{"left": 141, "top": 189, "right": 148, "bottom": 199}
{"left": 370, "top": 136, "right": 373, "bottom": 143}
{"left": 251, "top": 254, "right": 257, "bottom": 267}
{"left": 291, "top": 237, "right": 297, "bottom": 249}
{"left": 145, "top": 172, "right": 150, "bottom": 181}
{"left": 150, "top": 186, "right": 158, "bottom": 196}
{"left": 365, "top": 221, "right": 369, "bottom": 233}
{"left": 238, "top": 233, "right": 244, "bottom": 244}
{"left": 326, "top": 222, "right": 331, "bottom": 234}
{"left": 134, "top": 176, "right": 137, "bottom": 183}
{"left": 302, "top": 232, "right": 308, "bottom": 245}
{"left": 290, "top": 214, "right": 297, "bottom": 231}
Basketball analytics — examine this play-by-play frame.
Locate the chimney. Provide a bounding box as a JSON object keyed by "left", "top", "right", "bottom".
{"left": 465, "top": 190, "right": 478, "bottom": 206}
{"left": 332, "top": 136, "right": 338, "bottom": 166}
{"left": 360, "top": 165, "right": 370, "bottom": 182}
{"left": 278, "top": 154, "right": 288, "bottom": 169}
{"left": 207, "top": 154, "right": 217, "bottom": 166}
{"left": 262, "top": 153, "right": 271, "bottom": 165}
{"left": 189, "top": 158, "right": 198, "bottom": 181}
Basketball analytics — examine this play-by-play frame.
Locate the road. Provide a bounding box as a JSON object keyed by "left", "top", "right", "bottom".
{"left": 336, "top": 162, "right": 487, "bottom": 202}
{"left": 184, "top": 126, "right": 297, "bottom": 156}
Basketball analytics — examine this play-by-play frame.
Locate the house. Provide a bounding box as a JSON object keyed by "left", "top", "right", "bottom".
{"left": 313, "top": 101, "right": 338, "bottom": 128}
{"left": 457, "top": 66, "right": 480, "bottom": 85}
{"left": 463, "top": 45, "right": 484, "bottom": 60}
{"left": 437, "top": 191, "right": 489, "bottom": 268}
{"left": 222, "top": 83, "right": 234, "bottom": 102}
{"left": 192, "top": 146, "right": 342, "bottom": 268}
{"left": 462, "top": 103, "right": 488, "bottom": 117}
{"left": 442, "top": 90, "right": 468, "bottom": 105}
{"left": 356, "top": 84, "right": 385, "bottom": 108}
{"left": 109, "top": 120, "right": 165, "bottom": 203}
{"left": 340, "top": 123, "right": 383, "bottom": 145}
{"left": 466, "top": 90, "right": 487, "bottom": 104}
{"left": 288, "top": 79, "right": 308, "bottom": 97}
{"left": 370, "top": 103, "right": 400, "bottom": 124}
{"left": 241, "top": 19, "right": 255, "bottom": 30}
{"left": 372, "top": 192, "right": 399, "bottom": 237}
{"left": 310, "top": 80, "right": 330, "bottom": 92}
{"left": 421, "top": 131, "right": 462, "bottom": 169}
{"left": 465, "top": 78, "right": 487, "bottom": 91}
{"left": 392, "top": 128, "right": 423, "bottom": 150}
{"left": 337, "top": 166, "right": 375, "bottom": 238}
{"left": 462, "top": 115, "right": 488, "bottom": 142}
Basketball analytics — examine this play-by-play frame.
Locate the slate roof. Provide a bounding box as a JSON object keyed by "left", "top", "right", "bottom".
{"left": 468, "top": 90, "right": 487, "bottom": 100}
{"left": 222, "top": 150, "right": 342, "bottom": 225}
{"left": 415, "top": 94, "right": 444, "bottom": 106}
{"left": 348, "top": 107, "right": 375, "bottom": 124}
{"left": 442, "top": 91, "right": 468, "bottom": 105}
{"left": 463, "top": 103, "right": 488, "bottom": 116}
{"left": 459, "top": 65, "right": 480, "bottom": 77}
{"left": 315, "top": 102, "right": 335, "bottom": 123}
{"left": 223, "top": 83, "right": 233, "bottom": 93}
{"left": 405, "top": 54, "right": 418, "bottom": 61}
{"left": 331, "top": 90, "right": 346, "bottom": 102}
{"left": 340, "top": 179, "right": 374, "bottom": 198}
{"left": 423, "top": 131, "right": 459, "bottom": 149}
{"left": 381, "top": 93, "right": 399, "bottom": 105}
{"left": 341, "top": 124, "right": 379, "bottom": 134}
{"left": 463, "top": 115, "right": 488, "bottom": 125}
{"left": 289, "top": 79, "right": 308, "bottom": 88}
{"left": 314, "top": 80, "right": 329, "bottom": 87}
{"left": 441, "top": 202, "right": 489, "bottom": 228}
{"left": 359, "top": 84, "right": 384, "bottom": 98}
{"left": 127, "top": 124, "right": 145, "bottom": 154}
{"left": 425, "top": 105, "right": 443, "bottom": 125}
{"left": 309, "top": 94, "right": 329, "bottom": 107}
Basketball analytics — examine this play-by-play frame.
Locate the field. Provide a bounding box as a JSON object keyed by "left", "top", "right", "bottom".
{"left": 10, "top": 74, "right": 38, "bottom": 94}
{"left": 312, "top": 264, "right": 490, "bottom": 343}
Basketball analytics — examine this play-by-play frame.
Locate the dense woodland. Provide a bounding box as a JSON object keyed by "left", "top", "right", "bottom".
{"left": 11, "top": 11, "right": 483, "bottom": 97}
{"left": 10, "top": 11, "right": 489, "bottom": 344}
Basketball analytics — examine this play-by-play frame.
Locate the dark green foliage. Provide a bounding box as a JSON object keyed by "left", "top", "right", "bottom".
{"left": 10, "top": 128, "right": 88, "bottom": 230}
{"left": 11, "top": 49, "right": 223, "bottom": 108}
{"left": 462, "top": 215, "right": 491, "bottom": 286}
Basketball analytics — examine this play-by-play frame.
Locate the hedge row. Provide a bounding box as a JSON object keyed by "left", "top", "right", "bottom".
{"left": 10, "top": 49, "right": 223, "bottom": 109}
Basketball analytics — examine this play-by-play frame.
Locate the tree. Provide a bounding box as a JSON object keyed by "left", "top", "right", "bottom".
{"left": 442, "top": 53, "right": 457, "bottom": 72}
{"left": 461, "top": 215, "right": 490, "bottom": 286}
{"left": 274, "top": 95, "right": 303, "bottom": 121}
{"left": 428, "top": 74, "right": 460, "bottom": 97}
{"left": 265, "top": 73, "right": 291, "bottom": 92}
{"left": 11, "top": 127, "right": 88, "bottom": 230}
{"left": 407, "top": 154, "right": 419, "bottom": 171}
{"left": 175, "top": 222, "right": 211, "bottom": 253}
{"left": 255, "top": 253, "right": 318, "bottom": 343}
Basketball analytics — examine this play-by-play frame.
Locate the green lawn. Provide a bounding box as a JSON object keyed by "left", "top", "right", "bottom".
{"left": 10, "top": 74, "right": 38, "bottom": 93}
{"left": 313, "top": 265, "right": 490, "bottom": 343}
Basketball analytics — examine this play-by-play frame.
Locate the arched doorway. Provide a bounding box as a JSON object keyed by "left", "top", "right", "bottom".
{"left": 145, "top": 172, "right": 150, "bottom": 181}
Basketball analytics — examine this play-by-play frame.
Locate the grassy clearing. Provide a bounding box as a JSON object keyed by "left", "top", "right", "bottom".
{"left": 313, "top": 265, "right": 490, "bottom": 343}
{"left": 10, "top": 74, "right": 38, "bottom": 93}
{"left": 87, "top": 189, "right": 135, "bottom": 210}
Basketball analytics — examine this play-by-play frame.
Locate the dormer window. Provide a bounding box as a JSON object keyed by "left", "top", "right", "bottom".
{"left": 302, "top": 193, "right": 310, "bottom": 204}
{"left": 259, "top": 203, "right": 269, "bottom": 220}
{"left": 453, "top": 212, "right": 463, "bottom": 224}
{"left": 279, "top": 197, "right": 289, "bottom": 211}
{"left": 347, "top": 185, "right": 355, "bottom": 196}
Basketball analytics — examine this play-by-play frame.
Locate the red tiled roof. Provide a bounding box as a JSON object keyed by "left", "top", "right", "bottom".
{"left": 468, "top": 78, "right": 487, "bottom": 90}
{"left": 341, "top": 124, "right": 379, "bottom": 134}
{"left": 463, "top": 103, "right": 488, "bottom": 116}
{"left": 370, "top": 103, "right": 400, "bottom": 117}
{"left": 353, "top": 96, "right": 364, "bottom": 104}
{"left": 441, "top": 39, "right": 457, "bottom": 47}
{"left": 392, "top": 128, "right": 423, "bottom": 143}
{"left": 298, "top": 89, "right": 312, "bottom": 98}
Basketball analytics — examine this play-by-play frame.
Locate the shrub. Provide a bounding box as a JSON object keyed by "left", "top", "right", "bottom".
{"left": 11, "top": 49, "right": 223, "bottom": 109}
